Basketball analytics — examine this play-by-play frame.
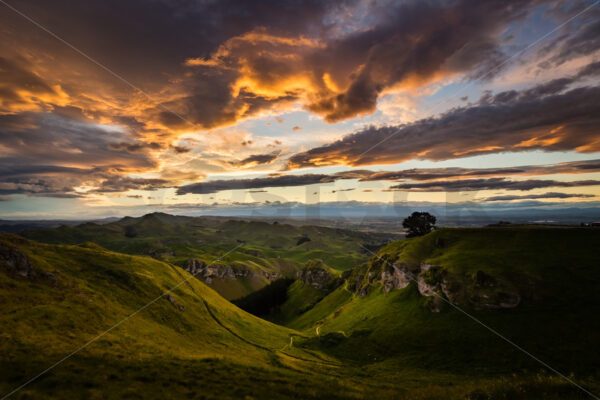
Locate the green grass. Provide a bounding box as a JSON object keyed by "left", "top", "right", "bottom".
{"left": 0, "top": 234, "right": 354, "bottom": 399}
{"left": 287, "top": 228, "right": 600, "bottom": 385}
{"left": 267, "top": 280, "right": 328, "bottom": 325}
{"left": 3, "top": 226, "right": 600, "bottom": 399}
{"left": 22, "top": 213, "right": 397, "bottom": 299}
{"left": 286, "top": 285, "right": 353, "bottom": 331}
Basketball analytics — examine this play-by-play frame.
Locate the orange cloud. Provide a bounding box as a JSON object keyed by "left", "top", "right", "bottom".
{"left": 287, "top": 71, "right": 600, "bottom": 170}
{"left": 180, "top": 0, "right": 531, "bottom": 125}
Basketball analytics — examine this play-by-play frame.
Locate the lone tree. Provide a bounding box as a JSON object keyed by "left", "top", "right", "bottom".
{"left": 402, "top": 212, "right": 436, "bottom": 237}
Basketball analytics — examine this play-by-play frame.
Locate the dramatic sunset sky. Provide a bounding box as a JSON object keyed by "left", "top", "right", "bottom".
{"left": 0, "top": 0, "right": 599, "bottom": 218}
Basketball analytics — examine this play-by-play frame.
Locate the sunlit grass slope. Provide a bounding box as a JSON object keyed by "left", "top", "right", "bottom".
{"left": 3, "top": 227, "right": 600, "bottom": 399}
{"left": 0, "top": 234, "right": 362, "bottom": 400}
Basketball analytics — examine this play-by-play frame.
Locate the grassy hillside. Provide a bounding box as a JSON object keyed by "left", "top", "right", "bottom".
{"left": 22, "top": 213, "right": 397, "bottom": 299}
{"left": 0, "top": 234, "right": 371, "bottom": 399}
{"left": 3, "top": 227, "right": 600, "bottom": 399}
{"left": 285, "top": 227, "right": 600, "bottom": 397}
{"left": 234, "top": 259, "right": 344, "bottom": 325}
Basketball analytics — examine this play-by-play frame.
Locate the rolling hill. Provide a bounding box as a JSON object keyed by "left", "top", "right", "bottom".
{"left": 21, "top": 213, "right": 398, "bottom": 299}
{"left": 280, "top": 226, "right": 600, "bottom": 398}
{"left": 0, "top": 233, "right": 372, "bottom": 399}
{"left": 2, "top": 225, "right": 600, "bottom": 399}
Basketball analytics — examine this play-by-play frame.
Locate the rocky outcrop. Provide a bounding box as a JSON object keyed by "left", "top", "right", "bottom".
{"left": 473, "top": 270, "right": 496, "bottom": 288}
{"left": 184, "top": 259, "right": 280, "bottom": 284}
{"left": 297, "top": 260, "right": 333, "bottom": 290}
{"left": 380, "top": 263, "right": 412, "bottom": 293}
{"left": 298, "top": 268, "right": 330, "bottom": 290}
{"left": 165, "top": 294, "right": 185, "bottom": 311}
{"left": 375, "top": 261, "right": 520, "bottom": 312}
{"left": 378, "top": 262, "right": 447, "bottom": 312}
{"left": 464, "top": 270, "right": 520, "bottom": 309}
{"left": 417, "top": 275, "right": 437, "bottom": 296}
{"left": 0, "top": 242, "right": 32, "bottom": 278}
{"left": 469, "top": 291, "right": 521, "bottom": 310}
{"left": 0, "top": 241, "right": 57, "bottom": 285}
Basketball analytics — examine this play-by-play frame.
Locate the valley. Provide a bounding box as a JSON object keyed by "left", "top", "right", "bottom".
{"left": 1, "top": 215, "right": 600, "bottom": 399}
{"left": 21, "top": 213, "right": 399, "bottom": 300}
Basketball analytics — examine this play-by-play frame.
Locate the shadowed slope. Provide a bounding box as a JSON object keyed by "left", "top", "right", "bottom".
{"left": 284, "top": 227, "right": 600, "bottom": 398}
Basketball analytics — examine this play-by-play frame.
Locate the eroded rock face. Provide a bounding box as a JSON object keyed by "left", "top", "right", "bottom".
{"left": 377, "top": 261, "right": 520, "bottom": 311}
{"left": 297, "top": 264, "right": 332, "bottom": 290}
{"left": 381, "top": 264, "right": 412, "bottom": 293}
{"left": 380, "top": 262, "right": 441, "bottom": 296}
{"left": 184, "top": 259, "right": 279, "bottom": 284}
{"left": 417, "top": 275, "right": 438, "bottom": 296}
{"left": 468, "top": 290, "right": 521, "bottom": 310}
{"left": 0, "top": 242, "right": 33, "bottom": 278}
{"left": 185, "top": 259, "right": 206, "bottom": 277}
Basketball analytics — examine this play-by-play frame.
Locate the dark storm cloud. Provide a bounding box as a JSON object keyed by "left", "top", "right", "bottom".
{"left": 0, "top": 112, "right": 170, "bottom": 197}
{"left": 484, "top": 192, "right": 595, "bottom": 201}
{"left": 0, "top": 0, "right": 337, "bottom": 84}
{"left": 91, "top": 176, "right": 171, "bottom": 193}
{"left": 0, "top": 0, "right": 587, "bottom": 140}
{"left": 177, "top": 174, "right": 338, "bottom": 195}
{"left": 185, "top": 0, "right": 541, "bottom": 125}
{"left": 108, "top": 141, "right": 163, "bottom": 153}
{"left": 0, "top": 0, "right": 348, "bottom": 131}
{"left": 228, "top": 151, "right": 282, "bottom": 168}
{"left": 176, "top": 159, "right": 600, "bottom": 195}
{"left": 0, "top": 166, "right": 173, "bottom": 197}
{"left": 389, "top": 178, "right": 600, "bottom": 192}
{"left": 1, "top": 0, "right": 597, "bottom": 201}
{"left": 538, "top": 1, "right": 600, "bottom": 69}
{"left": 287, "top": 79, "right": 600, "bottom": 168}
{"left": 0, "top": 113, "right": 155, "bottom": 169}
{"left": 575, "top": 60, "right": 600, "bottom": 78}
{"left": 361, "top": 159, "right": 600, "bottom": 181}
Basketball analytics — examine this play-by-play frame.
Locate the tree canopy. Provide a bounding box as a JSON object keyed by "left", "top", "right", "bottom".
{"left": 402, "top": 212, "right": 436, "bottom": 237}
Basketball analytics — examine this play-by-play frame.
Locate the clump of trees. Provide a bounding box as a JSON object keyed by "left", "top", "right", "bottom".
{"left": 402, "top": 212, "right": 436, "bottom": 237}
{"left": 124, "top": 225, "right": 138, "bottom": 238}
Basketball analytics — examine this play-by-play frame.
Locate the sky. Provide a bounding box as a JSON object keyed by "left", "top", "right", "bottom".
{"left": 0, "top": 0, "right": 599, "bottom": 219}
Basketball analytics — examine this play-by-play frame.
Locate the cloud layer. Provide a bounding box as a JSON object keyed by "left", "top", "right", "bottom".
{"left": 181, "top": 0, "right": 539, "bottom": 125}
{"left": 287, "top": 73, "right": 600, "bottom": 168}
{"left": 177, "top": 159, "right": 600, "bottom": 195}
{"left": 1, "top": 0, "right": 599, "bottom": 205}
{"left": 0, "top": 0, "right": 562, "bottom": 134}
{"left": 389, "top": 178, "right": 600, "bottom": 192}
{"left": 484, "top": 192, "right": 595, "bottom": 201}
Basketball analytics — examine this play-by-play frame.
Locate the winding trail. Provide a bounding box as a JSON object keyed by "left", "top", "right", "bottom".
{"left": 170, "top": 263, "right": 343, "bottom": 367}
{"left": 202, "top": 299, "right": 273, "bottom": 351}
